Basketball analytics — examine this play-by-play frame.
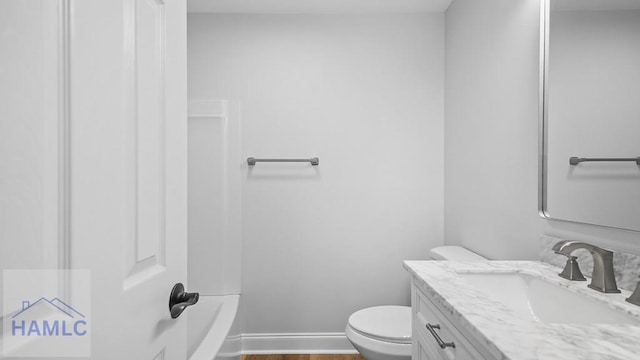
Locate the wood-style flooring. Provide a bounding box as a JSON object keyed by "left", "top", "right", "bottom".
{"left": 241, "top": 355, "right": 364, "bottom": 360}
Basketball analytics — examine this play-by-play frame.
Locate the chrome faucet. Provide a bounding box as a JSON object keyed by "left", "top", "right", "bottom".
{"left": 627, "top": 278, "right": 640, "bottom": 306}
{"left": 552, "top": 240, "right": 620, "bottom": 293}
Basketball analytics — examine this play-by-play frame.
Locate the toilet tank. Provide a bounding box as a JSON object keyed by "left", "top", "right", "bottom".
{"left": 429, "top": 246, "right": 487, "bottom": 261}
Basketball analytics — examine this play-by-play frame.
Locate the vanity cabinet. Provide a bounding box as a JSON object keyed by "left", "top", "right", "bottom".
{"left": 406, "top": 260, "right": 640, "bottom": 359}
{"left": 411, "top": 281, "right": 490, "bottom": 360}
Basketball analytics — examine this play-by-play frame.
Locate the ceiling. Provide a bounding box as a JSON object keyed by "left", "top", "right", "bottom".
{"left": 187, "top": 0, "right": 454, "bottom": 14}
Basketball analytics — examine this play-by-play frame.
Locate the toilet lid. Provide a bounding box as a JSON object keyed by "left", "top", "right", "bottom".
{"left": 348, "top": 306, "right": 411, "bottom": 344}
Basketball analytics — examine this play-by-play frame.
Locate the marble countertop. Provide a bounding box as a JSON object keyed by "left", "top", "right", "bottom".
{"left": 403, "top": 260, "right": 640, "bottom": 360}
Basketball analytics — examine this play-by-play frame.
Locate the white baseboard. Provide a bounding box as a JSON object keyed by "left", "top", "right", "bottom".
{"left": 241, "top": 332, "right": 358, "bottom": 355}
{"left": 215, "top": 334, "right": 242, "bottom": 358}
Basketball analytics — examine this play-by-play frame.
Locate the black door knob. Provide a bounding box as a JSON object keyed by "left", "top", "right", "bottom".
{"left": 169, "top": 283, "right": 199, "bottom": 319}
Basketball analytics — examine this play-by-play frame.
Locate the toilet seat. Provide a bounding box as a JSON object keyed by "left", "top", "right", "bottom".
{"left": 347, "top": 306, "right": 411, "bottom": 344}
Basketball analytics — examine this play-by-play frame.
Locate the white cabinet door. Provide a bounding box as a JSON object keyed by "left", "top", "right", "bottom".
{"left": 70, "top": 0, "right": 188, "bottom": 358}
{"left": 412, "top": 283, "right": 488, "bottom": 360}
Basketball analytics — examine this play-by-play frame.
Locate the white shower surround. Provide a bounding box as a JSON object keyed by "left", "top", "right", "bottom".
{"left": 188, "top": 99, "right": 242, "bottom": 358}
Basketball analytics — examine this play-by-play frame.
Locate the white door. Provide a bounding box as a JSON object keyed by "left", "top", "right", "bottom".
{"left": 1, "top": 0, "right": 189, "bottom": 359}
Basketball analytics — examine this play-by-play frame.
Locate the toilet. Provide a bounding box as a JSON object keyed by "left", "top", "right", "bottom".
{"left": 345, "top": 246, "right": 487, "bottom": 360}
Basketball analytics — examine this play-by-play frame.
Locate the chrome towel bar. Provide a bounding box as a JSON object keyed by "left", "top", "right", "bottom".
{"left": 247, "top": 157, "right": 319, "bottom": 166}
{"left": 569, "top": 157, "right": 640, "bottom": 166}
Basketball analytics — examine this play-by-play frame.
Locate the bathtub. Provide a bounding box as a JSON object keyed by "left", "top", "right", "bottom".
{"left": 188, "top": 295, "right": 241, "bottom": 360}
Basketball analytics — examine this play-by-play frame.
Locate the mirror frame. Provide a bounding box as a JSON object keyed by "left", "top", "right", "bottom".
{"left": 538, "top": 0, "right": 549, "bottom": 222}
{"left": 537, "top": 0, "right": 640, "bottom": 233}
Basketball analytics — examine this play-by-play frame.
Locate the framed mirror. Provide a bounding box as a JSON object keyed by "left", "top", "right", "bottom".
{"left": 539, "top": 0, "right": 640, "bottom": 232}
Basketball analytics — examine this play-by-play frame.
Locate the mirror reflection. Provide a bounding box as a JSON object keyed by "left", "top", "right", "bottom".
{"left": 542, "top": 0, "right": 640, "bottom": 231}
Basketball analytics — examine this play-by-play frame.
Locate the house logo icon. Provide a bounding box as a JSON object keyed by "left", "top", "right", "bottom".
{"left": 11, "top": 298, "right": 88, "bottom": 337}
{"left": 3, "top": 269, "right": 91, "bottom": 357}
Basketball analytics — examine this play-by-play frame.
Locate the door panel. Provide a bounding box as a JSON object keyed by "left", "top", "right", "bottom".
{"left": 69, "top": 0, "right": 187, "bottom": 358}
{"left": 124, "top": 0, "right": 169, "bottom": 290}
{"left": 0, "top": 2, "right": 68, "bottom": 355}
{"left": 0, "top": 0, "right": 62, "bottom": 276}
{"left": 0, "top": 0, "right": 187, "bottom": 360}
{"left": 1, "top": 0, "right": 186, "bottom": 358}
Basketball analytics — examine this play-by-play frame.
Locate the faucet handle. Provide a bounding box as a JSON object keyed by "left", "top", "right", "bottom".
{"left": 626, "top": 278, "right": 640, "bottom": 306}
{"left": 558, "top": 255, "right": 586, "bottom": 281}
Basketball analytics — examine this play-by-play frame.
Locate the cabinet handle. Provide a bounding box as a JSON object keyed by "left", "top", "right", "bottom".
{"left": 426, "top": 323, "right": 456, "bottom": 349}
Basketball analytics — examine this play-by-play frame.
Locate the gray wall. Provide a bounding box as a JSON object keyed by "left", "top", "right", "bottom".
{"left": 186, "top": 0, "right": 640, "bottom": 349}
{"left": 188, "top": 13, "right": 445, "bottom": 337}
{"left": 444, "top": 0, "right": 640, "bottom": 260}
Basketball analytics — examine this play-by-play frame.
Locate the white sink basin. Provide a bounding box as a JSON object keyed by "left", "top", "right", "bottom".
{"left": 458, "top": 272, "right": 639, "bottom": 325}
